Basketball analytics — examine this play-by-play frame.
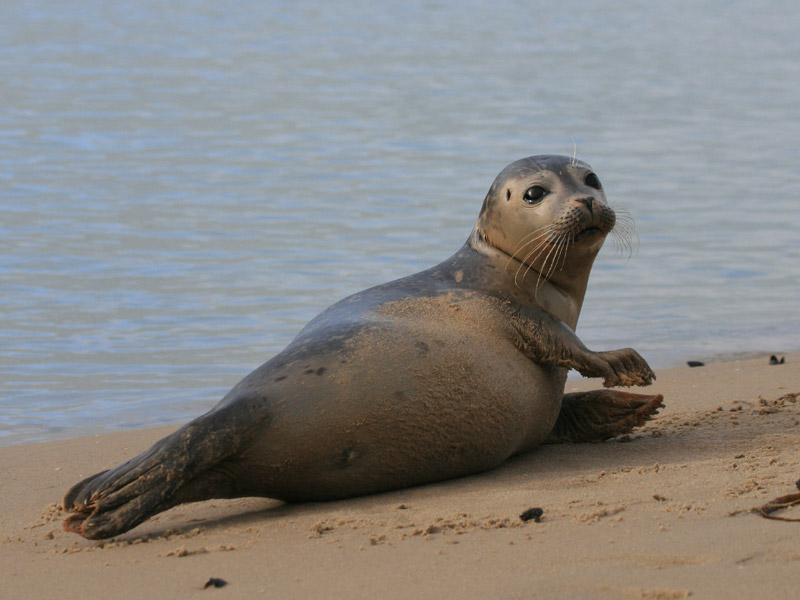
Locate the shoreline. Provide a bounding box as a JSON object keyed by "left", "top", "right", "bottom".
{"left": 5, "top": 347, "right": 797, "bottom": 450}
{"left": 2, "top": 353, "right": 799, "bottom": 599}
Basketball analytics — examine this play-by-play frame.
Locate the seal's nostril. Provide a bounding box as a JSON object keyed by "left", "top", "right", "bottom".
{"left": 577, "top": 197, "right": 593, "bottom": 215}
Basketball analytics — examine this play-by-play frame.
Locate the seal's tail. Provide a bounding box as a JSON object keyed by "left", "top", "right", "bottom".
{"left": 545, "top": 390, "right": 664, "bottom": 444}
{"left": 62, "top": 397, "right": 270, "bottom": 539}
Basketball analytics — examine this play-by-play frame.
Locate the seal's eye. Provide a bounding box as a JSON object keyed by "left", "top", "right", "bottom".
{"left": 523, "top": 185, "right": 547, "bottom": 205}
{"left": 584, "top": 172, "right": 602, "bottom": 190}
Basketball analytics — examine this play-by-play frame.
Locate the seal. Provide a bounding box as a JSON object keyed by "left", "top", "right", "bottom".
{"left": 63, "top": 155, "right": 663, "bottom": 539}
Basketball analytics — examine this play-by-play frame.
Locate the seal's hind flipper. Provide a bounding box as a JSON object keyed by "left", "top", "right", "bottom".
{"left": 62, "top": 397, "right": 270, "bottom": 539}
{"left": 546, "top": 390, "right": 663, "bottom": 443}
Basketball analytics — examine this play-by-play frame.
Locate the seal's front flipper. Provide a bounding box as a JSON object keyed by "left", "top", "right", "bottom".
{"left": 508, "top": 311, "right": 656, "bottom": 388}
{"left": 546, "top": 390, "right": 663, "bottom": 443}
{"left": 62, "top": 397, "right": 270, "bottom": 539}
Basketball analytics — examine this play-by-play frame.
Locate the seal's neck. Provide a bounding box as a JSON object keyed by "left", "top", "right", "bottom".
{"left": 450, "top": 227, "right": 596, "bottom": 329}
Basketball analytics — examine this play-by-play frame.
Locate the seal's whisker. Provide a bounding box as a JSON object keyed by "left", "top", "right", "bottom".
{"left": 539, "top": 240, "right": 561, "bottom": 290}
{"left": 511, "top": 225, "right": 553, "bottom": 258}
{"left": 512, "top": 226, "right": 558, "bottom": 285}
{"left": 509, "top": 231, "right": 553, "bottom": 266}
{"left": 557, "top": 230, "right": 574, "bottom": 271}
{"left": 543, "top": 233, "right": 563, "bottom": 280}
{"left": 614, "top": 217, "right": 637, "bottom": 238}
{"left": 515, "top": 234, "right": 554, "bottom": 287}
{"left": 520, "top": 231, "right": 555, "bottom": 262}
{"left": 608, "top": 204, "right": 639, "bottom": 258}
{"left": 514, "top": 236, "right": 554, "bottom": 289}
{"left": 543, "top": 244, "right": 560, "bottom": 282}
{"left": 515, "top": 224, "right": 577, "bottom": 292}
{"left": 548, "top": 230, "right": 570, "bottom": 278}
{"left": 611, "top": 229, "right": 634, "bottom": 256}
{"left": 506, "top": 226, "right": 555, "bottom": 269}
{"left": 609, "top": 233, "right": 623, "bottom": 255}
{"left": 530, "top": 235, "right": 561, "bottom": 293}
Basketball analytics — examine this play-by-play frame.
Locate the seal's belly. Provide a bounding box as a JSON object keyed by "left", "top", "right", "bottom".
{"left": 238, "top": 312, "right": 564, "bottom": 501}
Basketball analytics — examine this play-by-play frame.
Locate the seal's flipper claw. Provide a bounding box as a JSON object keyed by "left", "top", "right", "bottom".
{"left": 591, "top": 348, "right": 655, "bottom": 388}
{"left": 546, "top": 390, "right": 663, "bottom": 443}
{"left": 63, "top": 470, "right": 108, "bottom": 512}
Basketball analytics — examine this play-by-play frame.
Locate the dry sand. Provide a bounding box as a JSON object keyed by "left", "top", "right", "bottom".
{"left": 2, "top": 353, "right": 799, "bottom": 599}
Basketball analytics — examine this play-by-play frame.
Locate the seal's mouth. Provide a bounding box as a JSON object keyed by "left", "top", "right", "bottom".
{"left": 574, "top": 226, "right": 603, "bottom": 241}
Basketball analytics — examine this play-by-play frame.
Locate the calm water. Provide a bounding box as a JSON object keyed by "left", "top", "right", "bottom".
{"left": 2, "top": 1, "right": 799, "bottom": 446}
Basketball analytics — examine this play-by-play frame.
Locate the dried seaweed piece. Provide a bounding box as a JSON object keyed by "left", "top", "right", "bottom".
{"left": 758, "top": 493, "right": 800, "bottom": 522}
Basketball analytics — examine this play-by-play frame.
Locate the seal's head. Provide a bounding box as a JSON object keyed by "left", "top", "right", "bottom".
{"left": 477, "top": 155, "right": 615, "bottom": 259}
{"left": 474, "top": 155, "right": 615, "bottom": 289}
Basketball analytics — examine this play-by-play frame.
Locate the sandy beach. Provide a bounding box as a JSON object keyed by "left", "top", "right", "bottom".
{"left": 2, "top": 353, "right": 798, "bottom": 599}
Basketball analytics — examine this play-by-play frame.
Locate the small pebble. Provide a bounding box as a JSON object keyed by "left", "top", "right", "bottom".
{"left": 520, "top": 507, "right": 544, "bottom": 523}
